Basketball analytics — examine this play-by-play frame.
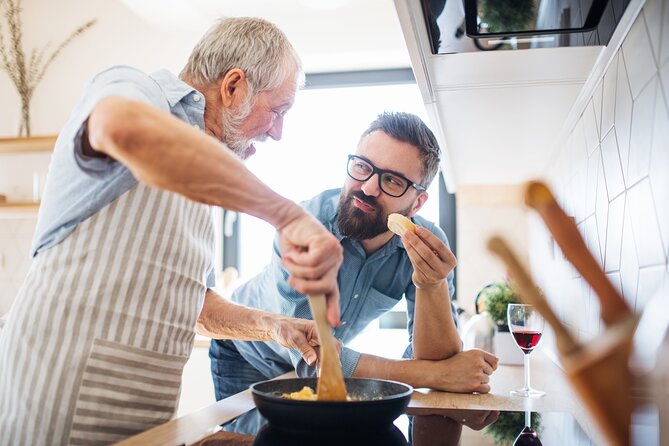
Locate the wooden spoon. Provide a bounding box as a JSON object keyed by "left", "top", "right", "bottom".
{"left": 307, "top": 294, "right": 347, "bottom": 401}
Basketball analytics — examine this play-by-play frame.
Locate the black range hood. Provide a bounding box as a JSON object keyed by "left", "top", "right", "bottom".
{"left": 422, "top": 0, "right": 631, "bottom": 54}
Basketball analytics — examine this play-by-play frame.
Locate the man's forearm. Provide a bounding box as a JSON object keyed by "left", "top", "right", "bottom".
{"left": 412, "top": 280, "right": 461, "bottom": 360}
{"left": 87, "top": 97, "right": 302, "bottom": 229}
{"left": 352, "top": 353, "right": 435, "bottom": 389}
{"left": 353, "top": 351, "right": 496, "bottom": 394}
{"left": 196, "top": 290, "right": 277, "bottom": 341}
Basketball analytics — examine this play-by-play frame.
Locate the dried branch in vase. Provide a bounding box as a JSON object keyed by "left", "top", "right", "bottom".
{"left": 0, "top": 0, "right": 96, "bottom": 136}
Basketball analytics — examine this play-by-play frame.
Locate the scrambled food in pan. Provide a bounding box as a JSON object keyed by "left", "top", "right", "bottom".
{"left": 281, "top": 386, "right": 371, "bottom": 401}
{"left": 282, "top": 386, "right": 318, "bottom": 401}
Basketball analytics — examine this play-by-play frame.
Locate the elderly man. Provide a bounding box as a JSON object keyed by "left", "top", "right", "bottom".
{"left": 210, "top": 112, "right": 498, "bottom": 401}
{"left": 0, "top": 17, "right": 343, "bottom": 445}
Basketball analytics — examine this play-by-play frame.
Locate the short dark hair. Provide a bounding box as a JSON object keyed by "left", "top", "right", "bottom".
{"left": 360, "top": 112, "right": 441, "bottom": 187}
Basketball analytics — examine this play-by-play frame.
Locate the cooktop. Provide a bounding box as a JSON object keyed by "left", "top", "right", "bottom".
{"left": 194, "top": 407, "right": 594, "bottom": 445}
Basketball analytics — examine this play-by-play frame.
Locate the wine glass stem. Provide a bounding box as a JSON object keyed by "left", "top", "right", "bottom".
{"left": 524, "top": 353, "right": 531, "bottom": 390}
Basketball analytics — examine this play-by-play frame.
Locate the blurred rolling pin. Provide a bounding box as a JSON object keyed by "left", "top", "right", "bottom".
{"left": 524, "top": 181, "right": 632, "bottom": 326}
{"left": 488, "top": 235, "right": 632, "bottom": 446}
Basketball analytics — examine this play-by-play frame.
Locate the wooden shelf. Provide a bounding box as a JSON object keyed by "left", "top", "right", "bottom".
{"left": 0, "top": 135, "right": 57, "bottom": 154}
{"left": 0, "top": 201, "right": 40, "bottom": 212}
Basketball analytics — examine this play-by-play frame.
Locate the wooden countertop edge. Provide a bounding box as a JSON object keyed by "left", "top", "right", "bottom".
{"left": 115, "top": 388, "right": 257, "bottom": 446}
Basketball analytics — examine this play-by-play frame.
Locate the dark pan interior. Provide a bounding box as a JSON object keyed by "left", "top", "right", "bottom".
{"left": 250, "top": 378, "right": 413, "bottom": 433}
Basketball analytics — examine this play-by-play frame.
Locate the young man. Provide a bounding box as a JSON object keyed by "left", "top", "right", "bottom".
{"left": 210, "top": 112, "right": 498, "bottom": 400}
{"left": 0, "top": 17, "right": 343, "bottom": 445}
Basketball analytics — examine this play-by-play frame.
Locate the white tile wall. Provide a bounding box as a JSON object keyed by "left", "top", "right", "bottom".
{"left": 535, "top": 5, "right": 669, "bottom": 340}
{"left": 615, "top": 55, "right": 634, "bottom": 182}
{"left": 601, "top": 53, "right": 619, "bottom": 137}
{"left": 628, "top": 76, "right": 658, "bottom": 185}
{"left": 644, "top": 0, "right": 664, "bottom": 62}
{"left": 622, "top": 14, "right": 657, "bottom": 99}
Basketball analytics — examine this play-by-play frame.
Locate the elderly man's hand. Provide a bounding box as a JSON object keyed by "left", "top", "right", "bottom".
{"left": 270, "top": 316, "right": 321, "bottom": 366}
{"left": 278, "top": 212, "right": 343, "bottom": 326}
{"left": 401, "top": 226, "right": 456, "bottom": 289}
{"left": 426, "top": 349, "right": 499, "bottom": 393}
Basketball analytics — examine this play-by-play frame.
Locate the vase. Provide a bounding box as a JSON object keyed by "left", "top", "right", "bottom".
{"left": 18, "top": 97, "right": 32, "bottom": 137}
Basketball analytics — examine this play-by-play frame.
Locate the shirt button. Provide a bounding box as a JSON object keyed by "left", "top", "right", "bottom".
{"left": 353, "top": 294, "right": 359, "bottom": 299}
{"left": 341, "top": 321, "right": 347, "bottom": 325}
{"left": 192, "top": 94, "right": 201, "bottom": 102}
{"left": 193, "top": 124, "right": 200, "bottom": 130}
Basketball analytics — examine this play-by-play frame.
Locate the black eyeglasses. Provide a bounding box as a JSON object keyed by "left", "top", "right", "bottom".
{"left": 346, "top": 154, "right": 426, "bottom": 198}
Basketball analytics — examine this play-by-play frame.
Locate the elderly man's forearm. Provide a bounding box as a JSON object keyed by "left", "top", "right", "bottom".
{"left": 196, "top": 290, "right": 277, "bottom": 341}
{"left": 87, "top": 97, "right": 303, "bottom": 229}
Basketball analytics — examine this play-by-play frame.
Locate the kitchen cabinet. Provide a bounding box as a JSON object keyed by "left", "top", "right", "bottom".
{"left": 391, "top": 0, "right": 642, "bottom": 191}
{"left": 0, "top": 135, "right": 56, "bottom": 214}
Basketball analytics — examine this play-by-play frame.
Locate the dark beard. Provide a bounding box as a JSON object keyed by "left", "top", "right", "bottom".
{"left": 336, "top": 190, "right": 412, "bottom": 241}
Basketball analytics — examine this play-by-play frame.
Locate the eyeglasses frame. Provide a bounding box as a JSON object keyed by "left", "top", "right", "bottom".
{"left": 346, "top": 154, "right": 427, "bottom": 198}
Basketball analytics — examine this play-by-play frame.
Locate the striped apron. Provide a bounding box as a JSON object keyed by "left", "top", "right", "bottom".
{"left": 0, "top": 182, "right": 214, "bottom": 445}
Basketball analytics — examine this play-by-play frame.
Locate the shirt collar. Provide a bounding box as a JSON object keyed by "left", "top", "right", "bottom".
{"left": 150, "top": 69, "right": 202, "bottom": 108}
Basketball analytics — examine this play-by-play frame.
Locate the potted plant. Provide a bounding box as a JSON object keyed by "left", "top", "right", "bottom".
{"left": 484, "top": 411, "right": 542, "bottom": 444}
{"left": 475, "top": 281, "right": 524, "bottom": 365}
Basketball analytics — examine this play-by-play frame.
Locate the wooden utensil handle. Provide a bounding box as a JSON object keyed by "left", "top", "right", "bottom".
{"left": 308, "top": 295, "right": 337, "bottom": 360}
{"left": 307, "top": 294, "right": 347, "bottom": 401}
{"left": 487, "top": 236, "right": 580, "bottom": 355}
{"left": 524, "top": 181, "right": 632, "bottom": 326}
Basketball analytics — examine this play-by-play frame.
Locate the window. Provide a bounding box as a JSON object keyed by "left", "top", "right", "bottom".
{"left": 234, "top": 81, "right": 439, "bottom": 284}
{"left": 212, "top": 75, "right": 446, "bottom": 359}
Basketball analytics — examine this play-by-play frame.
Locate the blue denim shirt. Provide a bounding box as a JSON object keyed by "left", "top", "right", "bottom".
{"left": 230, "top": 188, "right": 456, "bottom": 378}
{"left": 31, "top": 66, "right": 214, "bottom": 287}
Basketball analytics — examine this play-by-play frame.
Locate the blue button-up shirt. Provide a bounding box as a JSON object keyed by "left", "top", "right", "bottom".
{"left": 230, "top": 188, "right": 456, "bottom": 378}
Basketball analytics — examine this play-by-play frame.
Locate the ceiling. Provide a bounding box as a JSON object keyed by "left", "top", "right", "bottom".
{"left": 120, "top": 0, "right": 413, "bottom": 73}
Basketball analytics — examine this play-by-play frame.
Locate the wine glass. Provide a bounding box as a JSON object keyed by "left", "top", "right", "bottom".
{"left": 507, "top": 304, "right": 545, "bottom": 397}
{"left": 513, "top": 411, "right": 543, "bottom": 446}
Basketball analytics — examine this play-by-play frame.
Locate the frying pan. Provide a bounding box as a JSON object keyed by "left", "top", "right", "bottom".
{"left": 250, "top": 377, "right": 413, "bottom": 433}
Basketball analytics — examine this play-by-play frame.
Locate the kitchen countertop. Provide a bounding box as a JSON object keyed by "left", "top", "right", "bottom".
{"left": 117, "top": 350, "right": 605, "bottom": 445}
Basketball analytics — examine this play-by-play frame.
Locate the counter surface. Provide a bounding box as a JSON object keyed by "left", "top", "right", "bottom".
{"left": 117, "top": 350, "right": 605, "bottom": 445}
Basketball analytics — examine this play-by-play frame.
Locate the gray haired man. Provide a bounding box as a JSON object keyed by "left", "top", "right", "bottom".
{"left": 0, "top": 17, "right": 342, "bottom": 445}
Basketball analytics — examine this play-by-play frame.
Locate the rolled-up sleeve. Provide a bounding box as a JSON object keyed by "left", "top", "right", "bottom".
{"left": 71, "top": 66, "right": 169, "bottom": 178}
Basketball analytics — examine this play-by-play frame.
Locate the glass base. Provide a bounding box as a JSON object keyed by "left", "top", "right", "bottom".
{"left": 510, "top": 387, "right": 546, "bottom": 398}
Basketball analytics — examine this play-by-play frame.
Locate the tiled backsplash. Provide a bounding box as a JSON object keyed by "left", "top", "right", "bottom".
{"left": 532, "top": 0, "right": 669, "bottom": 342}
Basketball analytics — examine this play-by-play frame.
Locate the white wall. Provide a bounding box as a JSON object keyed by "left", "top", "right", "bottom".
{"left": 0, "top": 0, "right": 202, "bottom": 137}
{"left": 455, "top": 185, "right": 530, "bottom": 314}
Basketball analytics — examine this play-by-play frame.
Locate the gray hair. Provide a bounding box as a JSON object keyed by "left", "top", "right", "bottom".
{"left": 180, "top": 17, "right": 304, "bottom": 93}
{"left": 360, "top": 112, "right": 441, "bottom": 187}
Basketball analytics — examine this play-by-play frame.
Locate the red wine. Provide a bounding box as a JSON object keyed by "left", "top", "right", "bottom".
{"left": 512, "top": 330, "right": 542, "bottom": 353}
{"left": 513, "top": 426, "right": 543, "bottom": 446}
